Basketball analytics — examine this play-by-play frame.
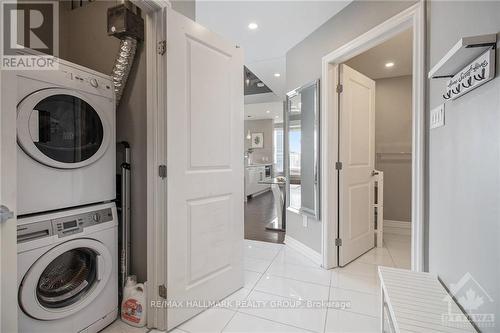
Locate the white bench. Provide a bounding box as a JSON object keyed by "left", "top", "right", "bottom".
{"left": 378, "top": 267, "right": 477, "bottom": 333}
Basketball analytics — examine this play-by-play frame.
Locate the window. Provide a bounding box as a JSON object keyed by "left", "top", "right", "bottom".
{"left": 289, "top": 122, "right": 301, "bottom": 176}
{"left": 273, "top": 126, "right": 284, "bottom": 174}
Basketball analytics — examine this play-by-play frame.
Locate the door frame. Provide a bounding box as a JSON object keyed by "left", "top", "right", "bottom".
{"left": 130, "top": 0, "right": 169, "bottom": 330}
{"left": 320, "top": 2, "right": 426, "bottom": 271}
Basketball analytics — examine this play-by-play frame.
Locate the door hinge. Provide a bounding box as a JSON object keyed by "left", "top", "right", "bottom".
{"left": 158, "top": 284, "right": 167, "bottom": 299}
{"left": 336, "top": 84, "right": 343, "bottom": 94}
{"left": 335, "top": 162, "right": 343, "bottom": 170}
{"left": 159, "top": 165, "right": 167, "bottom": 179}
{"left": 335, "top": 238, "right": 342, "bottom": 246}
{"left": 157, "top": 40, "right": 166, "bottom": 55}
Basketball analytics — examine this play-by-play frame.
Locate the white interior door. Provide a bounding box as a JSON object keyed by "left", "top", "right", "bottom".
{"left": 338, "top": 64, "right": 376, "bottom": 266}
{"left": 165, "top": 7, "right": 244, "bottom": 329}
{"left": 0, "top": 71, "right": 18, "bottom": 332}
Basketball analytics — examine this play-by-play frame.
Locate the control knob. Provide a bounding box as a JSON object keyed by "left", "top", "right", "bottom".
{"left": 90, "top": 78, "right": 99, "bottom": 88}
{"left": 92, "top": 213, "right": 101, "bottom": 222}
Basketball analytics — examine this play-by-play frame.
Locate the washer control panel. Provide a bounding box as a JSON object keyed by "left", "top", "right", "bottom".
{"left": 52, "top": 208, "right": 113, "bottom": 238}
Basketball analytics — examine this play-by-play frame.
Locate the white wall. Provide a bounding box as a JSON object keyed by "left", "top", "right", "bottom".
{"left": 428, "top": 2, "right": 500, "bottom": 329}
{"left": 375, "top": 76, "right": 412, "bottom": 223}
{"left": 244, "top": 119, "right": 274, "bottom": 164}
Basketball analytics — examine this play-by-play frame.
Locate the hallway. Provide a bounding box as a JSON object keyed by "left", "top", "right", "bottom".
{"left": 244, "top": 191, "right": 285, "bottom": 244}
{"left": 105, "top": 235, "right": 410, "bottom": 333}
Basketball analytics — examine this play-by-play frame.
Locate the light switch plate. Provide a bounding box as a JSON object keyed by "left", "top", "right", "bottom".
{"left": 430, "top": 104, "right": 445, "bottom": 129}
{"left": 302, "top": 215, "right": 308, "bottom": 227}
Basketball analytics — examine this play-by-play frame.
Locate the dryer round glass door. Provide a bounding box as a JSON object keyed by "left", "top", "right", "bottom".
{"left": 37, "top": 248, "right": 97, "bottom": 309}
{"left": 19, "top": 239, "right": 112, "bottom": 320}
{"left": 17, "top": 88, "right": 111, "bottom": 169}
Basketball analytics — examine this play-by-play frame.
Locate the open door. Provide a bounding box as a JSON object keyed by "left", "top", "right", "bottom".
{"left": 0, "top": 71, "right": 18, "bottom": 332}
{"left": 165, "top": 7, "right": 244, "bottom": 329}
{"left": 338, "top": 64, "right": 376, "bottom": 266}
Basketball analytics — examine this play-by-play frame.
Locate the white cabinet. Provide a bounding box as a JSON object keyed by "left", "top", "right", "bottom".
{"left": 245, "top": 165, "right": 271, "bottom": 197}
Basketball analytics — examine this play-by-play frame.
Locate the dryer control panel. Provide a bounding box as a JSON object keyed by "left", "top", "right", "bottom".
{"left": 17, "top": 207, "right": 114, "bottom": 243}
{"left": 53, "top": 207, "right": 113, "bottom": 238}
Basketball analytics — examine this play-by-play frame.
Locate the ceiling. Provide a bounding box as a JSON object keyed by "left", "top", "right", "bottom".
{"left": 346, "top": 28, "right": 413, "bottom": 79}
{"left": 244, "top": 66, "right": 272, "bottom": 95}
{"left": 196, "top": 1, "right": 351, "bottom": 101}
{"left": 244, "top": 102, "right": 284, "bottom": 123}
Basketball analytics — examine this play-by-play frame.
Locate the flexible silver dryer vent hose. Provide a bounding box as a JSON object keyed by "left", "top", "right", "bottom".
{"left": 111, "top": 36, "right": 138, "bottom": 105}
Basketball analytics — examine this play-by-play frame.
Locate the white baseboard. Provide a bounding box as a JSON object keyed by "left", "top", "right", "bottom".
{"left": 384, "top": 220, "right": 411, "bottom": 235}
{"left": 284, "top": 235, "right": 322, "bottom": 266}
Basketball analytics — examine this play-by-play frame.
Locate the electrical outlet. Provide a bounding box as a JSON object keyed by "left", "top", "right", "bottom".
{"left": 430, "top": 104, "right": 445, "bottom": 129}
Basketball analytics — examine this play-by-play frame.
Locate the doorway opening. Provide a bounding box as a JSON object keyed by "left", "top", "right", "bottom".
{"left": 321, "top": 3, "right": 425, "bottom": 270}
{"left": 243, "top": 69, "right": 286, "bottom": 244}
{"left": 338, "top": 28, "right": 413, "bottom": 268}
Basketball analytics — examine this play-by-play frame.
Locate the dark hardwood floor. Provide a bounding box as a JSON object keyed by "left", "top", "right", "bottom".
{"left": 244, "top": 190, "right": 285, "bottom": 244}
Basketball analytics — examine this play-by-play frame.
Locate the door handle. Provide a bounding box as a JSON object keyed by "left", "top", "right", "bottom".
{"left": 97, "top": 254, "right": 104, "bottom": 281}
{"left": 371, "top": 170, "right": 379, "bottom": 177}
{"left": 0, "top": 205, "right": 14, "bottom": 223}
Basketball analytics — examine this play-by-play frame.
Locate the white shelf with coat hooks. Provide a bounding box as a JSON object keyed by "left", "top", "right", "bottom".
{"left": 428, "top": 34, "right": 497, "bottom": 101}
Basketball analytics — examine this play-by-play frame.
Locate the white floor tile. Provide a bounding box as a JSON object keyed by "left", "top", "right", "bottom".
{"left": 178, "top": 307, "right": 235, "bottom": 333}
{"left": 272, "top": 247, "right": 320, "bottom": 268}
{"left": 239, "top": 290, "right": 327, "bottom": 332}
{"left": 325, "top": 309, "right": 379, "bottom": 333}
{"left": 255, "top": 274, "right": 330, "bottom": 301}
{"left": 244, "top": 243, "right": 281, "bottom": 261}
{"left": 244, "top": 239, "right": 284, "bottom": 252}
{"left": 266, "top": 261, "right": 331, "bottom": 286}
{"left": 331, "top": 272, "right": 380, "bottom": 295}
{"left": 218, "top": 288, "right": 251, "bottom": 310}
{"left": 356, "top": 248, "right": 395, "bottom": 267}
{"left": 244, "top": 257, "right": 272, "bottom": 273}
{"left": 100, "top": 319, "right": 148, "bottom": 333}
{"left": 335, "top": 261, "right": 378, "bottom": 278}
{"left": 223, "top": 312, "right": 310, "bottom": 333}
{"left": 244, "top": 270, "right": 262, "bottom": 289}
{"left": 330, "top": 288, "right": 380, "bottom": 318}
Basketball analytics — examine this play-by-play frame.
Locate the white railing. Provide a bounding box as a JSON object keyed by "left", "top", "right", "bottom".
{"left": 373, "top": 170, "right": 384, "bottom": 247}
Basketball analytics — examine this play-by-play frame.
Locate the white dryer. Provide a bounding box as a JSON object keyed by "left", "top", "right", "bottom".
{"left": 17, "top": 57, "right": 115, "bottom": 215}
{"left": 17, "top": 203, "right": 118, "bottom": 333}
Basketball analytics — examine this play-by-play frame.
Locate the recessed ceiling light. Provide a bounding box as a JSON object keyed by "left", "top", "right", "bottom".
{"left": 266, "top": 110, "right": 270, "bottom": 113}
{"left": 275, "top": 116, "right": 279, "bottom": 118}
{"left": 248, "top": 22, "right": 258, "bottom": 30}
{"left": 256, "top": 82, "right": 265, "bottom": 88}
{"left": 385, "top": 62, "right": 395, "bottom": 68}
{"left": 274, "top": 73, "right": 281, "bottom": 77}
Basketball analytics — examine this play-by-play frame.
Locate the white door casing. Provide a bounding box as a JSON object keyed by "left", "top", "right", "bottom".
{"left": 165, "top": 7, "right": 244, "bottom": 329}
{"left": 338, "top": 64, "right": 376, "bottom": 266}
{"left": 0, "top": 70, "right": 18, "bottom": 332}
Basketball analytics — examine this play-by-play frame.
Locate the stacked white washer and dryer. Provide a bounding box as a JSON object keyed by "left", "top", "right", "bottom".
{"left": 16, "top": 55, "right": 118, "bottom": 333}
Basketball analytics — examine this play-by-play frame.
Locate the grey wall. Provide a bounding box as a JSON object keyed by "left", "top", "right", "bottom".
{"left": 375, "top": 76, "right": 412, "bottom": 222}
{"left": 428, "top": 1, "right": 500, "bottom": 328}
{"left": 285, "top": 0, "right": 416, "bottom": 253}
{"left": 171, "top": 0, "right": 196, "bottom": 21}
{"left": 245, "top": 119, "right": 274, "bottom": 164}
{"left": 286, "top": 0, "right": 417, "bottom": 91}
{"left": 59, "top": 1, "right": 148, "bottom": 281}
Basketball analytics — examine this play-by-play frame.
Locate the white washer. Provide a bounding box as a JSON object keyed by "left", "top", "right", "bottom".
{"left": 17, "top": 57, "right": 115, "bottom": 215}
{"left": 17, "top": 203, "right": 118, "bottom": 333}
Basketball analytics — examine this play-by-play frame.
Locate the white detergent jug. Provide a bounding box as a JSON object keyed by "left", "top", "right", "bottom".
{"left": 121, "top": 276, "right": 147, "bottom": 327}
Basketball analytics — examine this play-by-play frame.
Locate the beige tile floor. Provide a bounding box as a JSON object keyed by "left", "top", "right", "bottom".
{"left": 102, "top": 234, "right": 410, "bottom": 333}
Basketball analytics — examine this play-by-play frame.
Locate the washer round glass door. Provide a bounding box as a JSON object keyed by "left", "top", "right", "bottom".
{"left": 19, "top": 239, "right": 112, "bottom": 320}
{"left": 17, "top": 88, "right": 111, "bottom": 169}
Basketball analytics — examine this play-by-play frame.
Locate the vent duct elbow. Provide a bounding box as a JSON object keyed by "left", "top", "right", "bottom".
{"left": 107, "top": 2, "right": 144, "bottom": 106}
